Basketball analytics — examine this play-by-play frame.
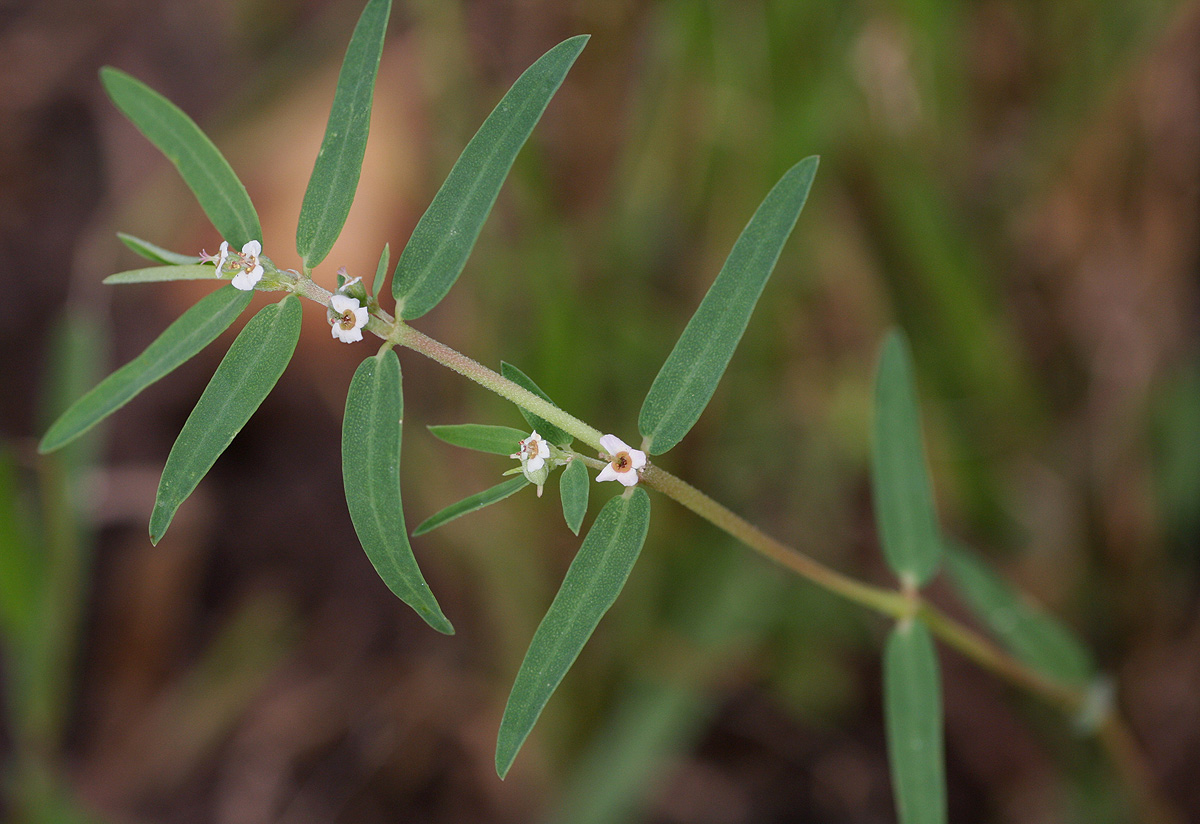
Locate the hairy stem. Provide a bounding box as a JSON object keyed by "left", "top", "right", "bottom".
{"left": 296, "top": 287, "right": 1175, "bottom": 824}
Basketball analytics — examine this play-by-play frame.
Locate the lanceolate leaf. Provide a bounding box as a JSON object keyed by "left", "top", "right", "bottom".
{"left": 428, "top": 423, "right": 527, "bottom": 456}
{"left": 100, "top": 68, "right": 261, "bottom": 248}
{"left": 372, "top": 243, "right": 390, "bottom": 296}
{"left": 559, "top": 458, "right": 589, "bottom": 535}
{"left": 500, "top": 361, "right": 572, "bottom": 447}
{"left": 496, "top": 488, "right": 651, "bottom": 778}
{"left": 884, "top": 620, "right": 947, "bottom": 824}
{"left": 638, "top": 157, "right": 819, "bottom": 455}
{"left": 413, "top": 476, "right": 529, "bottom": 536}
{"left": 104, "top": 265, "right": 220, "bottom": 285}
{"left": 342, "top": 349, "right": 453, "bottom": 634}
{"left": 117, "top": 232, "right": 199, "bottom": 265}
{"left": 149, "top": 296, "right": 301, "bottom": 544}
{"left": 295, "top": 0, "right": 392, "bottom": 267}
{"left": 944, "top": 545, "right": 1094, "bottom": 688}
{"left": 40, "top": 287, "right": 251, "bottom": 453}
{"left": 392, "top": 35, "right": 588, "bottom": 320}
{"left": 871, "top": 331, "right": 942, "bottom": 587}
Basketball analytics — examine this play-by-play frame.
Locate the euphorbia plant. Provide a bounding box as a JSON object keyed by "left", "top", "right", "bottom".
{"left": 38, "top": 1, "right": 1180, "bottom": 821}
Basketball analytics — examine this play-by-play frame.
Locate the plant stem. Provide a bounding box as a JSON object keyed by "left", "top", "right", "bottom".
{"left": 294, "top": 290, "right": 1177, "bottom": 824}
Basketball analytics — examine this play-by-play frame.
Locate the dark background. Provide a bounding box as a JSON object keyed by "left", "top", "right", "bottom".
{"left": 1, "top": 0, "right": 1198, "bottom": 821}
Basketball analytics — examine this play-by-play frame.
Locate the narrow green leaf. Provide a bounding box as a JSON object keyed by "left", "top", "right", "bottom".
{"left": 559, "top": 458, "right": 589, "bottom": 535}
{"left": 428, "top": 423, "right": 527, "bottom": 456}
{"left": 118, "top": 232, "right": 199, "bottom": 265}
{"left": 500, "top": 361, "right": 572, "bottom": 446}
{"left": 295, "top": 0, "right": 392, "bottom": 267}
{"left": 100, "top": 68, "right": 261, "bottom": 248}
{"left": 944, "top": 545, "right": 1094, "bottom": 688}
{"left": 40, "top": 287, "right": 251, "bottom": 453}
{"left": 884, "top": 621, "right": 947, "bottom": 824}
{"left": 871, "top": 330, "right": 942, "bottom": 587}
{"left": 104, "top": 264, "right": 220, "bottom": 285}
{"left": 392, "top": 35, "right": 588, "bottom": 319}
{"left": 149, "top": 296, "right": 301, "bottom": 543}
{"left": 372, "top": 243, "right": 390, "bottom": 296}
{"left": 496, "top": 487, "right": 651, "bottom": 778}
{"left": 413, "top": 476, "right": 529, "bottom": 536}
{"left": 342, "top": 349, "right": 453, "bottom": 634}
{"left": 638, "top": 157, "right": 819, "bottom": 455}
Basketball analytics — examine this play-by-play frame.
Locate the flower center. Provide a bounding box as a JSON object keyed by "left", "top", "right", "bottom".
{"left": 338, "top": 313, "right": 356, "bottom": 330}
{"left": 527, "top": 440, "right": 542, "bottom": 459}
{"left": 613, "top": 451, "right": 631, "bottom": 472}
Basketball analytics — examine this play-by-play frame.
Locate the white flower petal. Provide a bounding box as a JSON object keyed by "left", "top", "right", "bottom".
{"left": 599, "top": 434, "right": 628, "bottom": 456}
{"left": 332, "top": 324, "right": 363, "bottom": 343}
{"left": 241, "top": 240, "right": 262, "bottom": 258}
{"left": 615, "top": 470, "right": 639, "bottom": 487}
{"left": 596, "top": 464, "right": 620, "bottom": 483}
{"left": 330, "top": 294, "right": 356, "bottom": 313}
{"left": 629, "top": 449, "right": 647, "bottom": 470}
{"left": 231, "top": 270, "right": 258, "bottom": 290}
{"left": 350, "top": 306, "right": 368, "bottom": 328}
{"left": 527, "top": 455, "right": 546, "bottom": 472}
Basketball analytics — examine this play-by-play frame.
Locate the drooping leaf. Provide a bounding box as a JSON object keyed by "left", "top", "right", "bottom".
{"left": 884, "top": 620, "right": 947, "bottom": 824}
{"left": 41, "top": 287, "right": 251, "bottom": 453}
{"left": 496, "top": 487, "right": 651, "bottom": 778}
{"left": 342, "top": 349, "right": 453, "bottom": 634}
{"left": 944, "top": 545, "right": 1094, "bottom": 688}
{"left": 500, "top": 361, "right": 572, "bottom": 446}
{"left": 871, "top": 330, "right": 942, "bottom": 587}
{"left": 638, "top": 157, "right": 819, "bottom": 455}
{"left": 295, "top": 0, "right": 392, "bottom": 267}
{"left": 428, "top": 423, "right": 527, "bottom": 456}
{"left": 100, "top": 67, "right": 261, "bottom": 248}
{"left": 559, "top": 458, "right": 589, "bottom": 535}
{"left": 413, "top": 476, "right": 530, "bottom": 536}
{"left": 149, "top": 296, "right": 301, "bottom": 544}
{"left": 117, "top": 232, "right": 199, "bottom": 265}
{"left": 372, "top": 242, "right": 390, "bottom": 296}
{"left": 392, "top": 35, "right": 588, "bottom": 319}
{"left": 104, "top": 265, "right": 221, "bottom": 285}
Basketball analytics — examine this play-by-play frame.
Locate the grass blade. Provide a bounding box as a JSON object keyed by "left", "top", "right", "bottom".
{"left": 413, "top": 476, "right": 529, "bottom": 536}
{"left": 638, "top": 156, "right": 819, "bottom": 455}
{"left": 427, "top": 423, "right": 527, "bottom": 456}
{"left": 149, "top": 296, "right": 301, "bottom": 543}
{"left": 944, "top": 545, "right": 1094, "bottom": 688}
{"left": 392, "top": 35, "right": 588, "bottom": 319}
{"left": 104, "top": 265, "right": 219, "bottom": 285}
{"left": 496, "top": 487, "right": 651, "bottom": 778}
{"left": 117, "top": 232, "right": 199, "bottom": 265}
{"left": 884, "top": 620, "right": 947, "bottom": 824}
{"left": 100, "top": 68, "right": 261, "bottom": 248}
{"left": 559, "top": 458, "right": 589, "bottom": 535}
{"left": 40, "top": 287, "right": 251, "bottom": 453}
{"left": 295, "top": 0, "right": 392, "bottom": 267}
{"left": 871, "top": 330, "right": 942, "bottom": 587}
{"left": 342, "top": 349, "right": 453, "bottom": 634}
{"left": 500, "top": 361, "right": 572, "bottom": 446}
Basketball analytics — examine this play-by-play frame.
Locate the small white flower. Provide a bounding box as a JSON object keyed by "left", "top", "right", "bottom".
{"left": 329, "top": 294, "right": 369, "bottom": 343}
{"left": 230, "top": 240, "right": 264, "bottom": 290}
{"left": 596, "top": 434, "right": 646, "bottom": 487}
{"left": 511, "top": 431, "right": 550, "bottom": 473}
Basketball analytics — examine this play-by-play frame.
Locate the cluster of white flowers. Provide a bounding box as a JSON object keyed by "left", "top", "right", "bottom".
{"left": 206, "top": 240, "right": 264, "bottom": 291}
{"left": 509, "top": 431, "right": 646, "bottom": 491}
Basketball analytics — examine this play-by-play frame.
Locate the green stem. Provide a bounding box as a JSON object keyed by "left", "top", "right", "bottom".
{"left": 285, "top": 286, "right": 1177, "bottom": 824}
